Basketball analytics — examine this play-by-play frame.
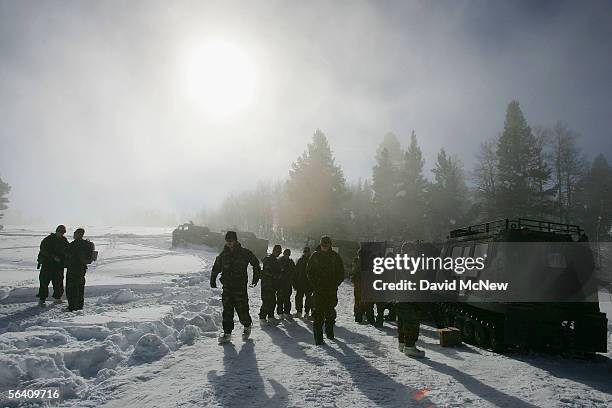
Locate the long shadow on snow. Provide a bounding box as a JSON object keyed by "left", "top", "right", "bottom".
{"left": 512, "top": 353, "right": 612, "bottom": 395}
{"left": 324, "top": 327, "right": 434, "bottom": 407}
{"left": 207, "top": 341, "right": 288, "bottom": 408}
{"left": 420, "top": 358, "right": 540, "bottom": 408}
{"left": 261, "top": 321, "right": 324, "bottom": 365}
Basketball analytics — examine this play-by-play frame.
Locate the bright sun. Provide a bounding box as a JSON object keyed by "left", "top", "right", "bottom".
{"left": 183, "top": 39, "right": 256, "bottom": 118}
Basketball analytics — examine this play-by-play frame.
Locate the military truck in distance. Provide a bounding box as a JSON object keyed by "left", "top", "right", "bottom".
{"left": 435, "top": 218, "right": 607, "bottom": 354}
{"left": 172, "top": 223, "right": 269, "bottom": 260}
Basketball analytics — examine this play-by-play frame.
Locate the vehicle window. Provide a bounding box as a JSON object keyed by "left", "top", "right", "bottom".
{"left": 462, "top": 246, "right": 472, "bottom": 257}
{"left": 451, "top": 246, "right": 463, "bottom": 259}
{"left": 474, "top": 243, "right": 488, "bottom": 259}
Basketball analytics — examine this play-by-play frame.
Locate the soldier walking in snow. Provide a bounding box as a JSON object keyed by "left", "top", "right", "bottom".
{"left": 259, "top": 244, "right": 282, "bottom": 325}
{"left": 277, "top": 248, "right": 295, "bottom": 319}
{"left": 36, "top": 225, "right": 69, "bottom": 307}
{"left": 210, "top": 231, "right": 261, "bottom": 344}
{"left": 293, "top": 246, "right": 313, "bottom": 319}
{"left": 65, "top": 228, "right": 95, "bottom": 312}
{"left": 307, "top": 236, "right": 344, "bottom": 345}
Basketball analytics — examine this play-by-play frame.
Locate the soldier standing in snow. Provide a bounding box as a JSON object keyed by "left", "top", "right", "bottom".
{"left": 37, "top": 225, "right": 69, "bottom": 307}
{"left": 65, "top": 228, "right": 95, "bottom": 312}
{"left": 307, "top": 236, "right": 344, "bottom": 345}
{"left": 259, "top": 244, "right": 282, "bottom": 325}
{"left": 211, "top": 231, "right": 261, "bottom": 343}
{"left": 293, "top": 246, "right": 313, "bottom": 319}
{"left": 277, "top": 248, "right": 295, "bottom": 319}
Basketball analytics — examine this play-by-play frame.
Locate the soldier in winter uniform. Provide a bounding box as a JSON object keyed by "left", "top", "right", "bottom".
{"left": 277, "top": 248, "right": 295, "bottom": 318}
{"left": 259, "top": 244, "right": 282, "bottom": 325}
{"left": 307, "top": 236, "right": 344, "bottom": 345}
{"left": 37, "top": 225, "right": 69, "bottom": 306}
{"left": 65, "top": 228, "right": 95, "bottom": 311}
{"left": 293, "top": 246, "right": 313, "bottom": 318}
{"left": 396, "top": 304, "right": 424, "bottom": 357}
{"left": 211, "top": 231, "right": 261, "bottom": 343}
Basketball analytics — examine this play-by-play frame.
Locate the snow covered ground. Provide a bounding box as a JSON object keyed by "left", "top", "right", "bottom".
{"left": 0, "top": 227, "right": 611, "bottom": 407}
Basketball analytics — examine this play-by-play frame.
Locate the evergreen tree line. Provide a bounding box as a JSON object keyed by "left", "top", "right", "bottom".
{"left": 203, "top": 101, "right": 612, "bottom": 242}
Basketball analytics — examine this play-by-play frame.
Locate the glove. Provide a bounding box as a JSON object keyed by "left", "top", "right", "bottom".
{"left": 210, "top": 275, "right": 217, "bottom": 288}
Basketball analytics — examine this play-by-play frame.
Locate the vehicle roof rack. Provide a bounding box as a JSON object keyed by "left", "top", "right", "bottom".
{"left": 449, "top": 218, "right": 582, "bottom": 238}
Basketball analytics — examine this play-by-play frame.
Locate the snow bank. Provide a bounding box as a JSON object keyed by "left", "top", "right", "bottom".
{"left": 109, "top": 288, "right": 139, "bottom": 304}
{"left": 131, "top": 334, "right": 170, "bottom": 363}
{"left": 63, "top": 341, "right": 124, "bottom": 378}
{"left": 0, "top": 285, "right": 12, "bottom": 301}
{"left": 0, "top": 329, "right": 70, "bottom": 350}
{"left": 178, "top": 325, "right": 201, "bottom": 345}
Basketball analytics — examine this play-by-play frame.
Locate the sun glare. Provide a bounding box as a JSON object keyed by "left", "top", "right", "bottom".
{"left": 182, "top": 39, "right": 257, "bottom": 118}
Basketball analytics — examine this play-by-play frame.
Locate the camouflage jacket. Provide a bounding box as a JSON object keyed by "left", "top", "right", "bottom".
{"left": 38, "top": 233, "right": 69, "bottom": 267}
{"left": 306, "top": 249, "right": 344, "bottom": 293}
{"left": 212, "top": 243, "right": 261, "bottom": 288}
{"left": 294, "top": 255, "right": 312, "bottom": 291}
{"left": 261, "top": 254, "right": 282, "bottom": 281}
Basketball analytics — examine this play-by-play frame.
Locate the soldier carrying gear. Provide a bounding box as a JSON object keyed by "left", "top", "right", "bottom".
{"left": 37, "top": 225, "right": 69, "bottom": 307}
{"left": 307, "top": 236, "right": 344, "bottom": 345}
{"left": 293, "top": 246, "right": 313, "bottom": 318}
{"left": 277, "top": 248, "right": 295, "bottom": 319}
{"left": 259, "top": 244, "right": 282, "bottom": 325}
{"left": 65, "top": 228, "right": 95, "bottom": 312}
{"left": 211, "top": 231, "right": 261, "bottom": 344}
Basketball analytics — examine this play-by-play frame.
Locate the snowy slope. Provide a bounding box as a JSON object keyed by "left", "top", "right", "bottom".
{"left": 0, "top": 228, "right": 611, "bottom": 408}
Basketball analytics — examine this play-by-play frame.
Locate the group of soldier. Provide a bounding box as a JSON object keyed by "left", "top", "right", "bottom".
{"left": 211, "top": 232, "right": 344, "bottom": 346}
{"left": 210, "top": 230, "right": 424, "bottom": 356}
{"left": 36, "top": 225, "right": 95, "bottom": 312}
{"left": 35, "top": 226, "right": 422, "bottom": 354}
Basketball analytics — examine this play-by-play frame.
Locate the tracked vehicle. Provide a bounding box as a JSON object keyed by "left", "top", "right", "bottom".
{"left": 172, "top": 223, "right": 269, "bottom": 259}
{"left": 434, "top": 218, "right": 607, "bottom": 354}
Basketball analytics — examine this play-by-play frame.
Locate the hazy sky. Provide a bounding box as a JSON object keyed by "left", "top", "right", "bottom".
{"left": 1, "top": 0, "right": 611, "bottom": 225}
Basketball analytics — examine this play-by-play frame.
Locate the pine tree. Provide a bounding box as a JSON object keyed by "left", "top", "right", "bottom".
{"left": 372, "top": 147, "right": 399, "bottom": 238}
{"left": 547, "top": 121, "right": 587, "bottom": 223}
{"left": 428, "top": 149, "right": 469, "bottom": 240}
{"left": 473, "top": 138, "right": 499, "bottom": 220}
{"left": 284, "top": 129, "right": 349, "bottom": 239}
{"left": 574, "top": 154, "right": 612, "bottom": 240}
{"left": 346, "top": 179, "right": 375, "bottom": 240}
{"left": 496, "top": 101, "right": 551, "bottom": 219}
{"left": 397, "top": 131, "right": 428, "bottom": 239}
{"left": 376, "top": 132, "right": 404, "bottom": 168}
{"left": 0, "top": 176, "right": 10, "bottom": 224}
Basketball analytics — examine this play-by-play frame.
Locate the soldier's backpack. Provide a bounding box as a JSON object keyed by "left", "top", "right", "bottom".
{"left": 85, "top": 240, "right": 97, "bottom": 264}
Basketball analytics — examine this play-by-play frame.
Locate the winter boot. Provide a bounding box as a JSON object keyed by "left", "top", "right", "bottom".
{"left": 314, "top": 324, "right": 324, "bottom": 346}
{"left": 398, "top": 342, "right": 405, "bottom": 352}
{"left": 404, "top": 346, "right": 425, "bottom": 358}
{"left": 53, "top": 298, "right": 63, "bottom": 305}
{"left": 325, "top": 323, "right": 335, "bottom": 340}
{"left": 355, "top": 312, "right": 363, "bottom": 323}
{"left": 218, "top": 332, "right": 232, "bottom": 344}
{"left": 38, "top": 299, "right": 46, "bottom": 307}
{"left": 242, "top": 326, "right": 252, "bottom": 341}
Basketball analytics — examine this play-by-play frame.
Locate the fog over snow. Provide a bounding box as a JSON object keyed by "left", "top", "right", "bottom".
{"left": 1, "top": 0, "right": 611, "bottom": 225}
